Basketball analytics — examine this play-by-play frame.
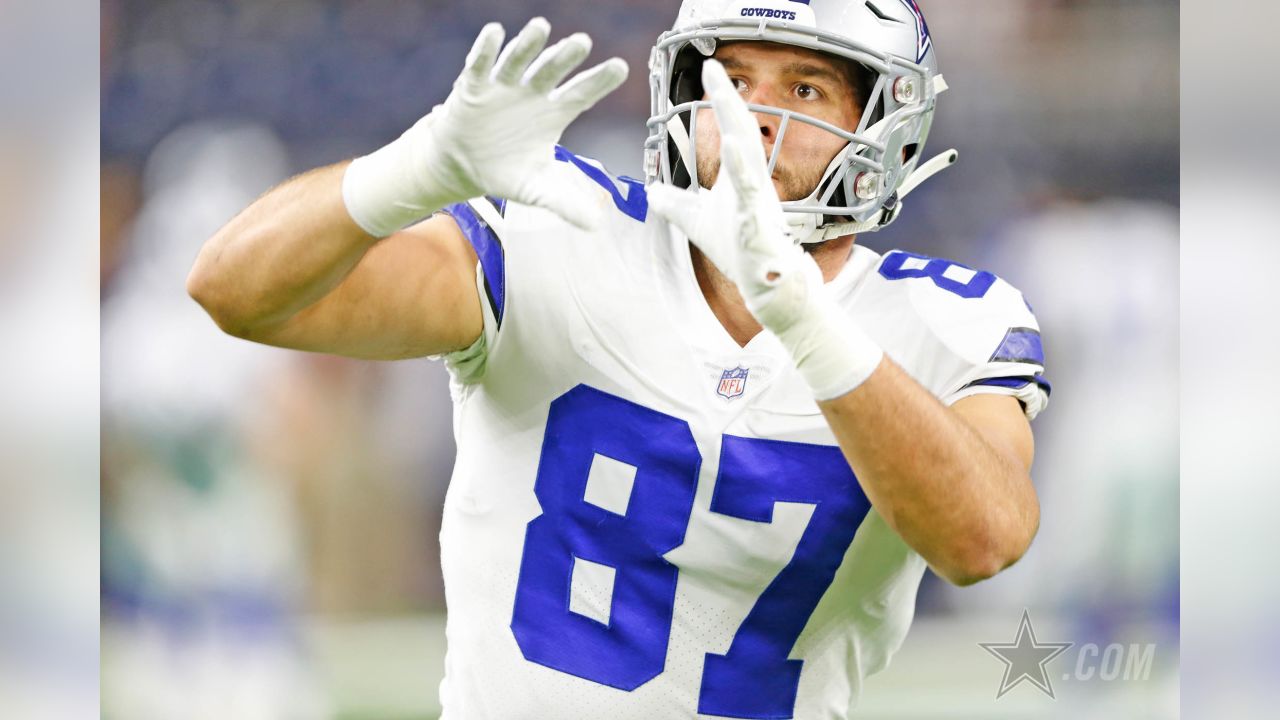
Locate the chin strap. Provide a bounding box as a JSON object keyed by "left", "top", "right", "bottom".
{"left": 793, "top": 147, "right": 959, "bottom": 242}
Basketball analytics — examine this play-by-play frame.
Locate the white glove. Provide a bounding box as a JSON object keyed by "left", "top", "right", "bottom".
{"left": 342, "top": 18, "right": 628, "bottom": 236}
{"left": 647, "top": 60, "right": 884, "bottom": 400}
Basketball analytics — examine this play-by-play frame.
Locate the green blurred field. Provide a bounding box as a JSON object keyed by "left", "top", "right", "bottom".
{"left": 105, "top": 612, "right": 1176, "bottom": 719}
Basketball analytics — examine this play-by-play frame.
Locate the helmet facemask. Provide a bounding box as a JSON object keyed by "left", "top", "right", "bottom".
{"left": 645, "top": 9, "right": 953, "bottom": 244}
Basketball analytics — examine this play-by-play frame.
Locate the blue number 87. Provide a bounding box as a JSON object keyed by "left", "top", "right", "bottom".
{"left": 511, "top": 385, "right": 873, "bottom": 719}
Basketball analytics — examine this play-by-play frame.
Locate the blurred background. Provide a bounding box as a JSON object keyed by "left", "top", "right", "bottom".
{"left": 98, "top": 1, "right": 1179, "bottom": 718}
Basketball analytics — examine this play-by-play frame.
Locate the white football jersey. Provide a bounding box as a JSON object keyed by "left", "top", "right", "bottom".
{"left": 435, "top": 148, "right": 1048, "bottom": 719}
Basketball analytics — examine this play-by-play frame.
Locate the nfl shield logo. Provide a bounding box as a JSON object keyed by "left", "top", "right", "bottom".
{"left": 717, "top": 367, "right": 750, "bottom": 400}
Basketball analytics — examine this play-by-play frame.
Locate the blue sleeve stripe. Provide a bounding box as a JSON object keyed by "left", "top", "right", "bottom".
{"left": 989, "top": 327, "right": 1044, "bottom": 365}
{"left": 442, "top": 201, "right": 505, "bottom": 325}
{"left": 553, "top": 145, "right": 648, "bottom": 222}
{"left": 963, "top": 375, "right": 1052, "bottom": 397}
{"left": 484, "top": 195, "right": 507, "bottom": 217}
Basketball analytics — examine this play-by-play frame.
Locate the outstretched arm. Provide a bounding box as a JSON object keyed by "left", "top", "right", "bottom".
{"left": 648, "top": 60, "right": 1038, "bottom": 586}
{"left": 188, "top": 18, "right": 627, "bottom": 359}
{"left": 818, "top": 360, "right": 1038, "bottom": 586}
{"left": 187, "top": 162, "right": 483, "bottom": 359}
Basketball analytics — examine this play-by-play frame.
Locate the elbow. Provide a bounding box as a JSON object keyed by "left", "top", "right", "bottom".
{"left": 937, "top": 519, "right": 1039, "bottom": 588}
{"left": 185, "top": 262, "right": 215, "bottom": 312}
{"left": 939, "top": 552, "right": 1011, "bottom": 587}
{"left": 940, "top": 479, "right": 1041, "bottom": 587}
{"left": 186, "top": 260, "right": 255, "bottom": 339}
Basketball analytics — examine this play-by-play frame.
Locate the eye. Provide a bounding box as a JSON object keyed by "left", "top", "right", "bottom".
{"left": 794, "top": 83, "right": 823, "bottom": 101}
{"left": 730, "top": 77, "right": 749, "bottom": 95}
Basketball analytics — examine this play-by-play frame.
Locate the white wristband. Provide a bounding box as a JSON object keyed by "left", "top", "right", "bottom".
{"left": 771, "top": 288, "right": 884, "bottom": 402}
{"left": 341, "top": 116, "right": 457, "bottom": 238}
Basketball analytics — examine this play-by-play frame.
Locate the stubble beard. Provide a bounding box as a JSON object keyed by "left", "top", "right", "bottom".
{"left": 694, "top": 152, "right": 823, "bottom": 202}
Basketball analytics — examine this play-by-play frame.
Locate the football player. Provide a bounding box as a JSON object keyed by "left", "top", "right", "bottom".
{"left": 188, "top": 1, "right": 1050, "bottom": 717}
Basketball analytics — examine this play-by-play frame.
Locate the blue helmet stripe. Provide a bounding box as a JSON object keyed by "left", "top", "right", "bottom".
{"left": 898, "top": 0, "right": 933, "bottom": 62}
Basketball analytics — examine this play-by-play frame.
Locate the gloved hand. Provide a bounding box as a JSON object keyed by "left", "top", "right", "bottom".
{"left": 342, "top": 18, "right": 628, "bottom": 236}
{"left": 647, "top": 58, "right": 811, "bottom": 333}
{"left": 647, "top": 59, "right": 884, "bottom": 400}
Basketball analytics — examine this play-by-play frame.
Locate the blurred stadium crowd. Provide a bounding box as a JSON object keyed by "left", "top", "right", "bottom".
{"left": 99, "top": 1, "right": 1178, "bottom": 717}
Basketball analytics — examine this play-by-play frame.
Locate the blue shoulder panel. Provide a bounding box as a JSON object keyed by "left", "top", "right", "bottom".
{"left": 553, "top": 145, "right": 648, "bottom": 222}
{"left": 989, "top": 327, "right": 1044, "bottom": 366}
{"left": 442, "top": 199, "right": 505, "bottom": 325}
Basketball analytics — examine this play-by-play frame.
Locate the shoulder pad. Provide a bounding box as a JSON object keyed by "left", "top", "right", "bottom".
{"left": 869, "top": 249, "right": 1050, "bottom": 416}
{"left": 873, "top": 249, "right": 1039, "bottom": 362}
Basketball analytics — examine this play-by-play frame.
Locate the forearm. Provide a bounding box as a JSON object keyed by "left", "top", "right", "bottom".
{"left": 646, "top": 54, "right": 1038, "bottom": 587}
{"left": 189, "top": 19, "right": 625, "bottom": 352}
{"left": 818, "top": 358, "right": 1038, "bottom": 585}
{"left": 187, "top": 161, "right": 380, "bottom": 334}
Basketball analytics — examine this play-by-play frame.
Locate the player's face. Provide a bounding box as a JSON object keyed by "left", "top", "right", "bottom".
{"left": 694, "top": 42, "right": 863, "bottom": 202}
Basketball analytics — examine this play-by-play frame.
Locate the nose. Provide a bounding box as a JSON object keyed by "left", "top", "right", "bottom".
{"left": 742, "top": 82, "right": 783, "bottom": 146}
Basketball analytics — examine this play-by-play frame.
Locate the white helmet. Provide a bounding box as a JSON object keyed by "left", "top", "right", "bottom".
{"left": 644, "top": 0, "right": 958, "bottom": 244}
